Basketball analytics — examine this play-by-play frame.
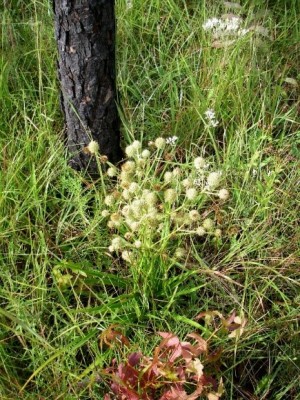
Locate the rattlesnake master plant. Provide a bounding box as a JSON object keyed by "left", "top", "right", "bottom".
{"left": 102, "top": 138, "right": 230, "bottom": 264}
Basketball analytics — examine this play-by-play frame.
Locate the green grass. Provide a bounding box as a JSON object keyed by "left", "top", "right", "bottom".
{"left": 0, "top": 0, "right": 299, "bottom": 399}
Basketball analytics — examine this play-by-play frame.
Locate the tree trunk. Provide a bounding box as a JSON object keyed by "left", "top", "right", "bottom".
{"left": 53, "top": 0, "right": 123, "bottom": 173}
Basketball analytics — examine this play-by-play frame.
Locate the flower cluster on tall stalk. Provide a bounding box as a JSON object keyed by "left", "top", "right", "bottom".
{"left": 101, "top": 138, "right": 229, "bottom": 266}
{"left": 202, "top": 7, "right": 272, "bottom": 48}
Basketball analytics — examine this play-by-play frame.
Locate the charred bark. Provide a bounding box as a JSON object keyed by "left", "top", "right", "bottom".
{"left": 53, "top": 0, "right": 123, "bottom": 173}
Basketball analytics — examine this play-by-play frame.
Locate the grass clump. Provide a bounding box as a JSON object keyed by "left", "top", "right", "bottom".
{"left": 97, "top": 138, "right": 230, "bottom": 313}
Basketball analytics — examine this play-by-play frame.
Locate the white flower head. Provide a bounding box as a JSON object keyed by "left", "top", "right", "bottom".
{"left": 164, "top": 171, "right": 173, "bottom": 183}
{"left": 121, "top": 250, "right": 132, "bottom": 263}
{"left": 136, "top": 158, "right": 146, "bottom": 168}
{"left": 110, "top": 212, "right": 122, "bottom": 223}
{"left": 121, "top": 205, "right": 130, "bottom": 216}
{"left": 204, "top": 109, "right": 219, "bottom": 127}
{"left": 128, "top": 220, "right": 140, "bottom": 232}
{"left": 120, "top": 171, "right": 132, "bottom": 186}
{"left": 104, "top": 194, "right": 115, "bottom": 206}
{"left": 182, "top": 178, "right": 193, "bottom": 188}
{"left": 131, "top": 199, "right": 144, "bottom": 218}
{"left": 86, "top": 140, "right": 99, "bottom": 154}
{"left": 172, "top": 167, "right": 181, "bottom": 178}
{"left": 131, "top": 140, "right": 142, "bottom": 151}
{"left": 189, "top": 210, "right": 200, "bottom": 221}
{"left": 125, "top": 141, "right": 141, "bottom": 158}
{"left": 107, "top": 220, "right": 116, "bottom": 229}
{"left": 154, "top": 137, "right": 166, "bottom": 150}
{"left": 175, "top": 247, "right": 186, "bottom": 259}
{"left": 203, "top": 218, "right": 214, "bottom": 231}
{"left": 125, "top": 144, "right": 135, "bottom": 158}
{"left": 110, "top": 237, "right": 123, "bottom": 251}
{"left": 215, "top": 228, "right": 222, "bottom": 238}
{"left": 224, "top": 17, "right": 241, "bottom": 32}
{"left": 186, "top": 187, "right": 198, "bottom": 200}
{"left": 101, "top": 209, "right": 110, "bottom": 218}
{"left": 107, "top": 166, "right": 118, "bottom": 177}
{"left": 147, "top": 209, "right": 159, "bottom": 225}
{"left": 207, "top": 171, "right": 222, "bottom": 189}
{"left": 122, "top": 189, "right": 131, "bottom": 200}
{"left": 194, "top": 157, "right": 206, "bottom": 170}
{"left": 165, "top": 136, "right": 178, "bottom": 145}
{"left": 128, "top": 182, "right": 139, "bottom": 194}
{"left": 122, "top": 160, "right": 136, "bottom": 173}
{"left": 202, "top": 17, "right": 221, "bottom": 31}
{"left": 134, "top": 240, "right": 142, "bottom": 248}
{"left": 218, "top": 188, "right": 229, "bottom": 200}
{"left": 141, "top": 149, "right": 151, "bottom": 159}
{"left": 164, "top": 188, "right": 177, "bottom": 203}
{"left": 144, "top": 192, "right": 157, "bottom": 206}
{"left": 196, "top": 226, "right": 206, "bottom": 237}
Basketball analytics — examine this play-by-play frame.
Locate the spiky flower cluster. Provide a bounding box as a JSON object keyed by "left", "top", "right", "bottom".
{"left": 102, "top": 139, "right": 229, "bottom": 263}
{"left": 204, "top": 109, "right": 219, "bottom": 128}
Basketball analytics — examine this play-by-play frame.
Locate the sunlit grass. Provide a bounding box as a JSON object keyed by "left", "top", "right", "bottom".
{"left": 0, "top": 0, "right": 299, "bottom": 399}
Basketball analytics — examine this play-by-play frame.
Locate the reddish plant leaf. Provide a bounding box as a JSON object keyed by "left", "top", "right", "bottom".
{"left": 178, "top": 342, "right": 194, "bottom": 363}
{"left": 200, "top": 374, "right": 218, "bottom": 392}
{"left": 111, "top": 382, "right": 141, "bottom": 400}
{"left": 128, "top": 352, "right": 142, "bottom": 367}
{"left": 187, "top": 385, "right": 204, "bottom": 399}
{"left": 186, "top": 333, "right": 208, "bottom": 354}
{"left": 104, "top": 329, "right": 223, "bottom": 400}
{"left": 160, "top": 384, "right": 187, "bottom": 400}
{"left": 168, "top": 345, "right": 183, "bottom": 363}
{"left": 159, "top": 332, "right": 180, "bottom": 347}
{"left": 100, "top": 324, "right": 130, "bottom": 348}
{"left": 117, "top": 363, "right": 139, "bottom": 386}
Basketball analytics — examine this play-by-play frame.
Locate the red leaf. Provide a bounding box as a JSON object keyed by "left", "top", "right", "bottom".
{"left": 117, "top": 363, "right": 139, "bottom": 387}
{"left": 159, "top": 332, "right": 180, "bottom": 347}
{"left": 128, "top": 352, "right": 142, "bottom": 367}
{"left": 111, "top": 383, "right": 140, "bottom": 400}
{"left": 160, "top": 385, "right": 187, "bottom": 400}
{"left": 186, "top": 333, "right": 208, "bottom": 354}
{"left": 179, "top": 342, "right": 194, "bottom": 363}
{"left": 168, "top": 345, "right": 183, "bottom": 362}
{"left": 186, "top": 385, "right": 204, "bottom": 400}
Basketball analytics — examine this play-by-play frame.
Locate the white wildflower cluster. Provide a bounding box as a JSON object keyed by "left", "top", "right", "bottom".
{"left": 165, "top": 136, "right": 178, "bottom": 146}
{"left": 102, "top": 138, "right": 230, "bottom": 263}
{"left": 86, "top": 140, "right": 99, "bottom": 154}
{"left": 202, "top": 16, "right": 249, "bottom": 38}
{"left": 204, "top": 109, "right": 219, "bottom": 128}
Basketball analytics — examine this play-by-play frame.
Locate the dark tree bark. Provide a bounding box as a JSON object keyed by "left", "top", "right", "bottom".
{"left": 53, "top": 0, "right": 123, "bottom": 173}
